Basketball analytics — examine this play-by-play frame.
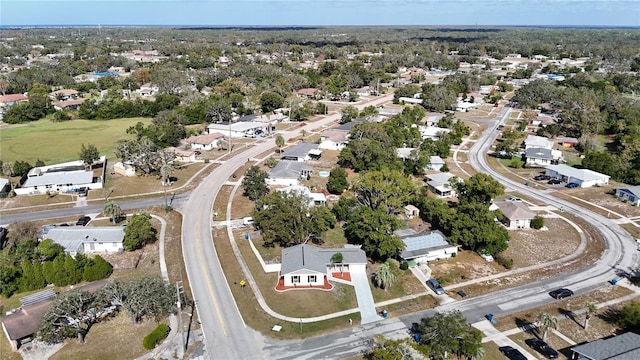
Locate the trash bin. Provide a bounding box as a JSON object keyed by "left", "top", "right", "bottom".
{"left": 382, "top": 310, "right": 388, "bottom": 318}
{"left": 611, "top": 278, "right": 618, "bottom": 285}
{"left": 457, "top": 290, "right": 467, "bottom": 298}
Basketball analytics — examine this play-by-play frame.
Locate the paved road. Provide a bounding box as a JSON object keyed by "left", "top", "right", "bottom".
{"left": 260, "top": 106, "right": 639, "bottom": 359}
{"left": 0, "top": 194, "right": 189, "bottom": 225}
{"left": 181, "top": 94, "right": 394, "bottom": 359}
{"left": 5, "top": 99, "right": 637, "bottom": 359}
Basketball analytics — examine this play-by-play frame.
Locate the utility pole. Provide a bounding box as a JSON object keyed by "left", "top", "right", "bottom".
{"left": 176, "top": 282, "right": 185, "bottom": 353}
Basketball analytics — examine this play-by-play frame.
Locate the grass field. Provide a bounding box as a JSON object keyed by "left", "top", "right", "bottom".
{"left": 0, "top": 117, "right": 152, "bottom": 164}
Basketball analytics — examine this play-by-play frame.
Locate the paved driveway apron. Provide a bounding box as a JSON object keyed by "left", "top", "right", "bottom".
{"left": 350, "top": 267, "right": 383, "bottom": 324}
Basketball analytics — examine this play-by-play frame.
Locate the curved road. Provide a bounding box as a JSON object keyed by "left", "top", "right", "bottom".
{"left": 3, "top": 100, "right": 637, "bottom": 359}
{"left": 181, "top": 95, "right": 395, "bottom": 359}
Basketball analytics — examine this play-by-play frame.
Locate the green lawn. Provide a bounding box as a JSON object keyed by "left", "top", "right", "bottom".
{"left": 0, "top": 117, "right": 152, "bottom": 164}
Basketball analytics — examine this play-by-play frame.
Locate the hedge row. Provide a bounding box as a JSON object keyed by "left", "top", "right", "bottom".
{"left": 142, "top": 323, "right": 171, "bottom": 350}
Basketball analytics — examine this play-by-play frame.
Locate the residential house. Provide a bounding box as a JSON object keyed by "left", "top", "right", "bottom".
{"left": 15, "top": 158, "right": 105, "bottom": 196}
{"left": 280, "top": 143, "right": 322, "bottom": 162}
{"left": 136, "top": 83, "right": 159, "bottom": 98}
{"left": 318, "top": 130, "right": 348, "bottom": 151}
{"left": 1, "top": 289, "right": 55, "bottom": 351}
{"left": 524, "top": 135, "right": 554, "bottom": 150}
{"left": 278, "top": 244, "right": 366, "bottom": 288}
{"left": 0, "top": 94, "right": 28, "bottom": 107}
{"left": 49, "top": 89, "right": 78, "bottom": 100}
{"left": 425, "top": 156, "right": 446, "bottom": 171}
{"left": 396, "top": 147, "right": 417, "bottom": 161}
{"left": 266, "top": 161, "right": 313, "bottom": 186}
{"left": 186, "top": 132, "right": 225, "bottom": 151}
{"left": 570, "top": 332, "right": 640, "bottom": 360}
{"left": 616, "top": 186, "right": 640, "bottom": 206}
{"left": 525, "top": 147, "right": 562, "bottom": 167}
{"left": 206, "top": 121, "right": 267, "bottom": 139}
{"left": 395, "top": 229, "right": 458, "bottom": 264}
{"left": 277, "top": 185, "right": 326, "bottom": 206}
{"left": 425, "top": 172, "right": 459, "bottom": 198}
{"left": 419, "top": 126, "right": 451, "bottom": 140}
{"left": 44, "top": 226, "right": 125, "bottom": 256}
{"left": 53, "top": 98, "right": 85, "bottom": 111}
{"left": 296, "top": 88, "right": 318, "bottom": 99}
{"left": 0, "top": 94, "right": 28, "bottom": 119}
{"left": 492, "top": 201, "right": 536, "bottom": 229}
{"left": 545, "top": 164, "right": 610, "bottom": 188}
{"left": 2, "top": 281, "right": 108, "bottom": 352}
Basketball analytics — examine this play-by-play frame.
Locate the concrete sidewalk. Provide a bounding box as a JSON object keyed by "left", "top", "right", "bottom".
{"left": 473, "top": 320, "right": 538, "bottom": 360}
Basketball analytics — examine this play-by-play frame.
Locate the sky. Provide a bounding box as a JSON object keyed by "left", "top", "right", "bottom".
{"left": 1, "top": 0, "right": 639, "bottom": 27}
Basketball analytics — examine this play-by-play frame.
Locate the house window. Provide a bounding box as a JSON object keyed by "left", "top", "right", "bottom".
{"left": 308, "top": 275, "right": 317, "bottom": 283}
{"left": 292, "top": 276, "right": 300, "bottom": 284}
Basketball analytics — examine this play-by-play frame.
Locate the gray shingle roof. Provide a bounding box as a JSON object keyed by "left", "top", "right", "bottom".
{"left": 618, "top": 186, "right": 640, "bottom": 198}
{"left": 525, "top": 147, "right": 553, "bottom": 160}
{"left": 494, "top": 201, "right": 535, "bottom": 220}
{"left": 268, "top": 161, "right": 312, "bottom": 179}
{"left": 571, "top": 332, "right": 640, "bottom": 360}
{"left": 280, "top": 244, "right": 367, "bottom": 275}
{"left": 280, "top": 143, "right": 319, "bottom": 159}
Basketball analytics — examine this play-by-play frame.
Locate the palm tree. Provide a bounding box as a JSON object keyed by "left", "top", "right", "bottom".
{"left": 103, "top": 201, "right": 122, "bottom": 225}
{"left": 275, "top": 134, "right": 285, "bottom": 153}
{"left": 537, "top": 312, "right": 558, "bottom": 342}
{"left": 373, "top": 262, "right": 396, "bottom": 291}
{"left": 583, "top": 301, "right": 598, "bottom": 330}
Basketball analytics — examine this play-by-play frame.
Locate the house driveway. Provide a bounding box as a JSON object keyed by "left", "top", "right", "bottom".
{"left": 350, "top": 267, "right": 383, "bottom": 324}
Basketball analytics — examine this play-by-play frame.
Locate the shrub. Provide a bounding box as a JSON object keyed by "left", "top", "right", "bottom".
{"left": 399, "top": 261, "right": 409, "bottom": 270}
{"left": 143, "top": 323, "right": 171, "bottom": 350}
{"left": 83, "top": 255, "right": 113, "bottom": 282}
{"left": 495, "top": 254, "right": 513, "bottom": 269}
{"left": 531, "top": 215, "right": 545, "bottom": 229}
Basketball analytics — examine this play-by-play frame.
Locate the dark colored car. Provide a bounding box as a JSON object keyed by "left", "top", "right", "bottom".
{"left": 78, "top": 187, "right": 88, "bottom": 197}
{"left": 426, "top": 278, "right": 445, "bottom": 295}
{"left": 566, "top": 183, "right": 580, "bottom": 188}
{"left": 526, "top": 338, "right": 559, "bottom": 358}
{"left": 497, "top": 124, "right": 505, "bottom": 130}
{"left": 76, "top": 216, "right": 91, "bottom": 226}
{"left": 549, "top": 288, "right": 574, "bottom": 299}
{"left": 548, "top": 179, "right": 562, "bottom": 185}
{"left": 534, "top": 174, "right": 550, "bottom": 181}
{"left": 499, "top": 346, "right": 527, "bottom": 360}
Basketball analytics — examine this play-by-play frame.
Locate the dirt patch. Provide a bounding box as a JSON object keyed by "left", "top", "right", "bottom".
{"left": 503, "top": 218, "right": 581, "bottom": 268}
{"left": 230, "top": 185, "right": 256, "bottom": 219}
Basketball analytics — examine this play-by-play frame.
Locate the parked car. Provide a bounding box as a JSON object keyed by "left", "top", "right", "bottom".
{"left": 478, "top": 249, "right": 494, "bottom": 262}
{"left": 499, "top": 346, "right": 527, "bottom": 360}
{"left": 426, "top": 278, "right": 445, "bottom": 295}
{"left": 549, "top": 288, "right": 574, "bottom": 299}
{"left": 76, "top": 216, "right": 91, "bottom": 226}
{"left": 525, "top": 338, "right": 559, "bottom": 358}
{"left": 534, "top": 174, "right": 550, "bottom": 181}
{"left": 548, "top": 179, "right": 562, "bottom": 185}
{"left": 78, "top": 187, "right": 88, "bottom": 197}
{"left": 566, "top": 183, "right": 580, "bottom": 188}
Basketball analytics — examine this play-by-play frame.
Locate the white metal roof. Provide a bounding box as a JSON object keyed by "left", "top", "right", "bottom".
{"left": 23, "top": 171, "right": 94, "bottom": 188}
